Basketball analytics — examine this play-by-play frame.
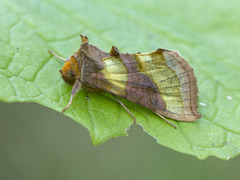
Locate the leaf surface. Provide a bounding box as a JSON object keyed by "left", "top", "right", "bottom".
{"left": 1, "top": 0, "right": 240, "bottom": 159}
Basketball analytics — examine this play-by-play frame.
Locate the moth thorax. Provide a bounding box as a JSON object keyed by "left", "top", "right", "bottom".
{"left": 60, "top": 56, "right": 78, "bottom": 85}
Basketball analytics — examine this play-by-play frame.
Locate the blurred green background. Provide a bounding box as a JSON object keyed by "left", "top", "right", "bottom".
{"left": 0, "top": 101, "right": 240, "bottom": 180}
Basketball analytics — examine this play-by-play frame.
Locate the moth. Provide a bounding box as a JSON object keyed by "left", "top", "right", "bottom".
{"left": 49, "top": 35, "right": 201, "bottom": 128}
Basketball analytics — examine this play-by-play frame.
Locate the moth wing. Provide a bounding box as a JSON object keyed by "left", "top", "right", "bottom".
{"left": 134, "top": 49, "right": 201, "bottom": 121}
{"left": 88, "top": 49, "right": 201, "bottom": 121}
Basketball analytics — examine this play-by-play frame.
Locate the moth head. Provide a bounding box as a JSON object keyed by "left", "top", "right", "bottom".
{"left": 60, "top": 56, "right": 78, "bottom": 85}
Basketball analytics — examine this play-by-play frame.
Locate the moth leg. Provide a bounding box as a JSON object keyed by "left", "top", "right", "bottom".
{"left": 156, "top": 113, "right": 177, "bottom": 129}
{"left": 62, "top": 80, "right": 82, "bottom": 113}
{"left": 48, "top": 50, "right": 67, "bottom": 61}
{"left": 112, "top": 94, "right": 136, "bottom": 124}
{"left": 62, "top": 94, "right": 74, "bottom": 113}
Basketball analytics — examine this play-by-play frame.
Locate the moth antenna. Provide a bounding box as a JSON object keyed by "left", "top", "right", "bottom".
{"left": 155, "top": 113, "right": 177, "bottom": 129}
{"left": 62, "top": 80, "right": 82, "bottom": 113}
{"left": 110, "top": 46, "right": 120, "bottom": 56}
{"left": 112, "top": 94, "right": 136, "bottom": 124}
{"left": 80, "top": 34, "right": 89, "bottom": 44}
{"left": 48, "top": 50, "right": 67, "bottom": 61}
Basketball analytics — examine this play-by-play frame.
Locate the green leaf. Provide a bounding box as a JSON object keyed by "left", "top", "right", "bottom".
{"left": 1, "top": 0, "right": 240, "bottom": 160}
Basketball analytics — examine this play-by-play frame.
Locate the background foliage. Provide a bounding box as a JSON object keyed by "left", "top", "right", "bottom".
{"left": 1, "top": 0, "right": 240, "bottom": 160}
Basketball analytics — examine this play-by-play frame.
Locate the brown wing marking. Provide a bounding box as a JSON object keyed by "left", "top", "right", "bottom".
{"left": 162, "top": 50, "right": 201, "bottom": 121}
{"left": 92, "top": 72, "right": 167, "bottom": 112}
{"left": 88, "top": 54, "right": 167, "bottom": 112}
